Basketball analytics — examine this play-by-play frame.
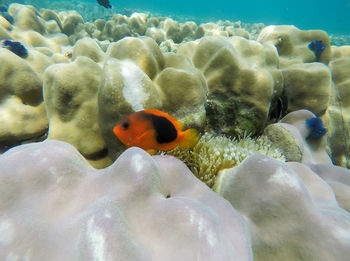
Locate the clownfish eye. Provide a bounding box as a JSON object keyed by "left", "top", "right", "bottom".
{"left": 122, "top": 122, "right": 129, "bottom": 130}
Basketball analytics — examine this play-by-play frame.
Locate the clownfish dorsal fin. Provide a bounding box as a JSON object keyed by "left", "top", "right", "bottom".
{"left": 179, "top": 128, "right": 199, "bottom": 149}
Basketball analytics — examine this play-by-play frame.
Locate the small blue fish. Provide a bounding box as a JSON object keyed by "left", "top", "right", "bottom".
{"left": 97, "top": 0, "right": 112, "bottom": 8}
{"left": 308, "top": 40, "right": 326, "bottom": 61}
{"left": 306, "top": 117, "right": 327, "bottom": 139}
{"left": 1, "top": 39, "right": 28, "bottom": 58}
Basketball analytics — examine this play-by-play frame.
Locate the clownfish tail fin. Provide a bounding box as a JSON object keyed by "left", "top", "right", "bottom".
{"left": 179, "top": 128, "right": 200, "bottom": 149}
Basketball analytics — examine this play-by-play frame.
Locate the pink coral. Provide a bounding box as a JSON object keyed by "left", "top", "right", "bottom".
{"left": 0, "top": 141, "right": 252, "bottom": 260}
{"left": 216, "top": 154, "right": 350, "bottom": 261}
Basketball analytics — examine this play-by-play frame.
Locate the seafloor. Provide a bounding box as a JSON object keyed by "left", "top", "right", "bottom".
{"left": 1, "top": 1, "right": 350, "bottom": 260}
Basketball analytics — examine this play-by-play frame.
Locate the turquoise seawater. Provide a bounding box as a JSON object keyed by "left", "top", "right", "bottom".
{"left": 1, "top": 0, "right": 349, "bottom": 34}
{"left": 85, "top": 0, "right": 350, "bottom": 35}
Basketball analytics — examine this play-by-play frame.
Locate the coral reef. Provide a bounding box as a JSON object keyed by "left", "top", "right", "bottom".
{"left": 178, "top": 36, "right": 282, "bottom": 136}
{"left": 257, "top": 25, "right": 331, "bottom": 66}
{"left": 0, "top": 2, "right": 349, "bottom": 167}
{"left": 0, "top": 4, "right": 211, "bottom": 165}
{"left": 327, "top": 53, "right": 350, "bottom": 167}
{"left": 280, "top": 62, "right": 331, "bottom": 115}
{"left": 1, "top": 126, "right": 349, "bottom": 260}
{"left": 215, "top": 154, "right": 350, "bottom": 261}
{"left": 43, "top": 56, "right": 109, "bottom": 168}
{"left": 0, "top": 141, "right": 253, "bottom": 260}
{"left": 1, "top": 3, "right": 350, "bottom": 259}
{"left": 258, "top": 25, "right": 332, "bottom": 116}
{"left": 165, "top": 110, "right": 331, "bottom": 188}
{"left": 0, "top": 48, "right": 48, "bottom": 151}
{"left": 264, "top": 110, "right": 332, "bottom": 164}
{"left": 309, "top": 163, "right": 350, "bottom": 212}
{"left": 98, "top": 37, "right": 207, "bottom": 160}
{"left": 329, "top": 34, "right": 350, "bottom": 46}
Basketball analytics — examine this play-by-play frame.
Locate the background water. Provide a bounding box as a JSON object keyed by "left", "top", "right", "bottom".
{"left": 84, "top": 0, "right": 350, "bottom": 35}
{"left": 1, "top": 0, "right": 349, "bottom": 35}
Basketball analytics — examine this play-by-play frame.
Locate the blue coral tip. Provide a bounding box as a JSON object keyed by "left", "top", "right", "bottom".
{"left": 306, "top": 117, "right": 327, "bottom": 139}
{"left": 2, "top": 39, "right": 28, "bottom": 58}
{"left": 308, "top": 40, "right": 326, "bottom": 60}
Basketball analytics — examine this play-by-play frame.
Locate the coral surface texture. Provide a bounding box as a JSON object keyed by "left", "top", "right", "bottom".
{"left": 0, "top": 141, "right": 253, "bottom": 261}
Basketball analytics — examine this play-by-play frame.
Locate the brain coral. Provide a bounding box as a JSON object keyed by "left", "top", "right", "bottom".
{"left": 0, "top": 141, "right": 253, "bottom": 261}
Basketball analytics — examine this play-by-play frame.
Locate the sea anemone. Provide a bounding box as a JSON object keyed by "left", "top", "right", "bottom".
{"left": 163, "top": 132, "right": 285, "bottom": 187}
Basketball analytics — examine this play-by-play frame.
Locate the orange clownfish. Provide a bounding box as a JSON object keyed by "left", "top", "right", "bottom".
{"left": 113, "top": 109, "right": 199, "bottom": 154}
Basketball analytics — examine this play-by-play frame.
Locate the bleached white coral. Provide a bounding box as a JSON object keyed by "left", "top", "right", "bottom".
{"left": 164, "top": 133, "right": 285, "bottom": 187}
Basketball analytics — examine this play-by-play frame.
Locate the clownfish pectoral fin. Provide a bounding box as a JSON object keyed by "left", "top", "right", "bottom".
{"left": 179, "top": 128, "right": 200, "bottom": 149}
{"left": 134, "top": 129, "right": 155, "bottom": 145}
{"left": 147, "top": 149, "right": 157, "bottom": 155}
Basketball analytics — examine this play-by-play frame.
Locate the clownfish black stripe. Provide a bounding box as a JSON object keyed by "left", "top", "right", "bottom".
{"left": 146, "top": 113, "right": 178, "bottom": 143}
